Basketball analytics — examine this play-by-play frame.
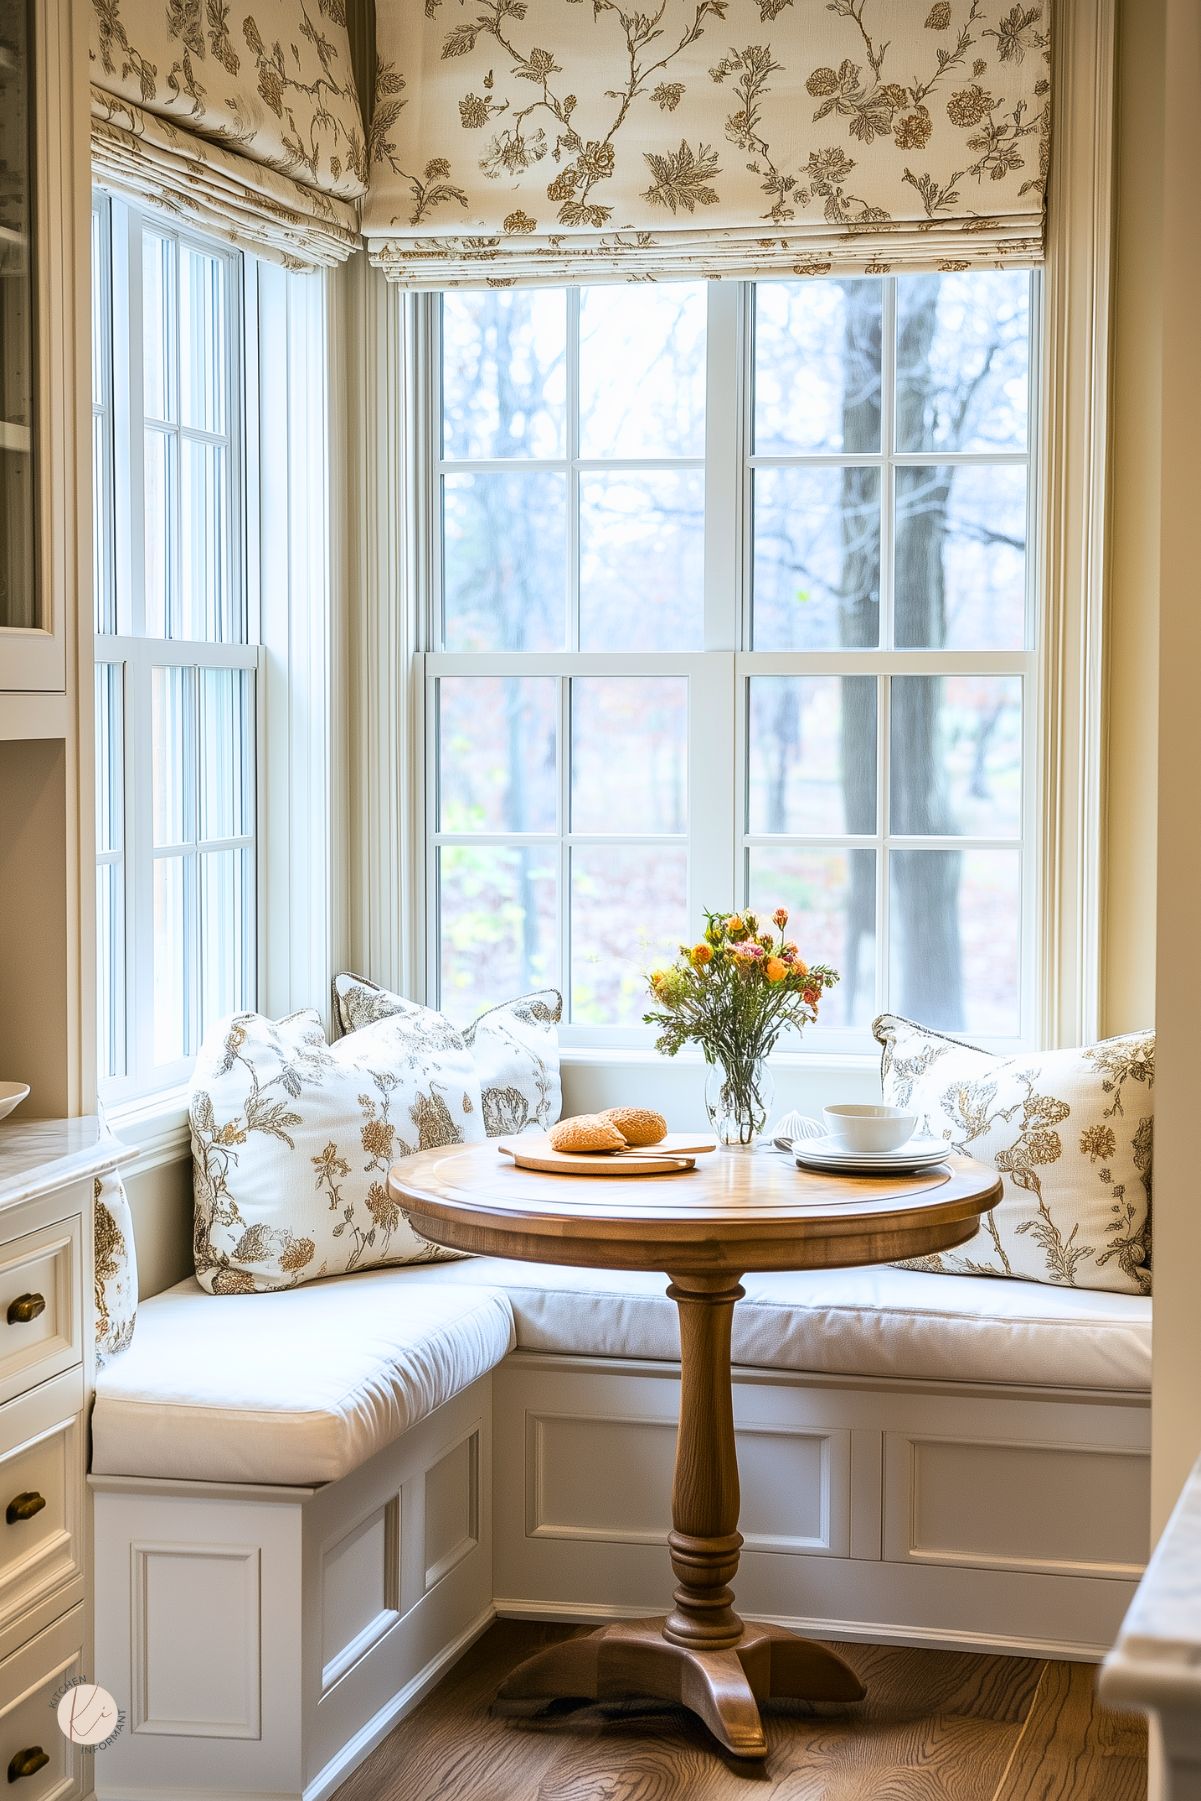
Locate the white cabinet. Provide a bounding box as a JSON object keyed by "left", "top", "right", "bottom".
{"left": 0, "top": 0, "right": 89, "bottom": 699}
{"left": 0, "top": 1120, "right": 128, "bottom": 1796}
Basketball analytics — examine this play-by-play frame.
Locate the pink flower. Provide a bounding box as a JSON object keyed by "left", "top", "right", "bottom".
{"left": 732, "top": 940, "right": 765, "bottom": 959}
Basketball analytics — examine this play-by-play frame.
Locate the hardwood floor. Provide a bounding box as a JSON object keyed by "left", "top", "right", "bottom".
{"left": 335, "top": 1623, "right": 1147, "bottom": 1801}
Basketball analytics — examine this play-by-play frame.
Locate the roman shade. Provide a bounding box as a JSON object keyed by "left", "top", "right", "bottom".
{"left": 363, "top": 0, "right": 1051, "bottom": 288}
{"left": 89, "top": 0, "right": 366, "bottom": 268}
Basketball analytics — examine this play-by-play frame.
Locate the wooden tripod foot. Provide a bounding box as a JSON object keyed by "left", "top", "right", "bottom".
{"left": 493, "top": 1617, "right": 864, "bottom": 1759}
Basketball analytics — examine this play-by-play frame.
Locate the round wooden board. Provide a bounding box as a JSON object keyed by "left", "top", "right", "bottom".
{"left": 495, "top": 1131, "right": 717, "bottom": 1177}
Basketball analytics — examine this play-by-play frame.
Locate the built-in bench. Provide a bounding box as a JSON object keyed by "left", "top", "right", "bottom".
{"left": 90, "top": 1262, "right": 1153, "bottom": 1801}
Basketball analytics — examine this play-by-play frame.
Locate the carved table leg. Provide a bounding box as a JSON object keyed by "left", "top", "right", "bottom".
{"left": 495, "top": 1268, "right": 865, "bottom": 1759}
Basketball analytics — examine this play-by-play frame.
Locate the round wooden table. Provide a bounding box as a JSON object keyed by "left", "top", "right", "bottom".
{"left": 388, "top": 1141, "right": 1001, "bottom": 1760}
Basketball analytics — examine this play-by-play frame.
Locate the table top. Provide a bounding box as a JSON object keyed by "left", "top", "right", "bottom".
{"left": 388, "top": 1140, "right": 1002, "bottom": 1277}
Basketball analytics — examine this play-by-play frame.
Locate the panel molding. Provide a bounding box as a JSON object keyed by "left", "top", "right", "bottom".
{"left": 525, "top": 1408, "right": 850, "bottom": 1557}
{"left": 423, "top": 1431, "right": 479, "bottom": 1592}
{"left": 885, "top": 1430, "right": 1149, "bottom": 1580}
{"left": 130, "top": 1542, "right": 262, "bottom": 1738}
{"left": 319, "top": 1495, "right": 401, "bottom": 1695}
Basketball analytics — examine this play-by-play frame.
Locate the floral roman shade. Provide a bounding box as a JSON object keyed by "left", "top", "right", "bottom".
{"left": 363, "top": 0, "right": 1051, "bottom": 288}
{"left": 89, "top": 0, "right": 366, "bottom": 268}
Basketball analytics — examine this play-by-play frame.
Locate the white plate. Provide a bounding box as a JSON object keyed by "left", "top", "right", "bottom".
{"left": 794, "top": 1135, "right": 950, "bottom": 1174}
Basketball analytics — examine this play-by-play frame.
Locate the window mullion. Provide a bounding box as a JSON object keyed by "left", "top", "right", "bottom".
{"left": 703, "top": 281, "right": 742, "bottom": 655}
{"left": 126, "top": 641, "right": 157, "bottom": 1085}
{"left": 566, "top": 288, "right": 580, "bottom": 654}
{"left": 880, "top": 276, "right": 898, "bottom": 653}
{"left": 558, "top": 674, "right": 572, "bottom": 1020}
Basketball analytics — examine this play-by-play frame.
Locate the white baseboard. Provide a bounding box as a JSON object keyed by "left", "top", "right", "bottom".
{"left": 492, "top": 1596, "right": 1108, "bottom": 1664}
{"left": 302, "top": 1605, "right": 496, "bottom": 1801}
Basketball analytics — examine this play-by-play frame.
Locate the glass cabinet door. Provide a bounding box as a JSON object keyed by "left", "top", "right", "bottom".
{"left": 0, "top": 0, "right": 35, "bottom": 635}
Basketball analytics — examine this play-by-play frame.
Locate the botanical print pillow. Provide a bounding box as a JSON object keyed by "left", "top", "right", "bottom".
{"left": 333, "top": 975, "right": 562, "bottom": 1137}
{"left": 95, "top": 1169, "right": 137, "bottom": 1365}
{"left": 190, "top": 1004, "right": 484, "bottom": 1294}
{"left": 874, "top": 1014, "right": 1153, "bottom": 1296}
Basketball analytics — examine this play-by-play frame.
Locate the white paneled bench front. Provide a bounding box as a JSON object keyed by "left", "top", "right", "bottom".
{"left": 90, "top": 1260, "right": 1152, "bottom": 1800}
{"left": 89, "top": 1274, "right": 514, "bottom": 1801}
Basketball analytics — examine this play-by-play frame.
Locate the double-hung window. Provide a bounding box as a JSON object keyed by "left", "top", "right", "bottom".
{"left": 93, "top": 194, "right": 259, "bottom": 1101}
{"left": 421, "top": 272, "right": 1037, "bottom": 1052}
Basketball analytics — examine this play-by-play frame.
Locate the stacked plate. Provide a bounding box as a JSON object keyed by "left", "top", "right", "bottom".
{"left": 793, "top": 1135, "right": 950, "bottom": 1175}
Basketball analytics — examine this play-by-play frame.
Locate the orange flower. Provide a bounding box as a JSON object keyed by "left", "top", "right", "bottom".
{"left": 692, "top": 942, "right": 713, "bottom": 965}
{"left": 765, "top": 957, "right": 788, "bottom": 983}
{"left": 726, "top": 916, "right": 746, "bottom": 938}
{"left": 794, "top": 959, "right": 809, "bottom": 978}
{"left": 773, "top": 908, "right": 789, "bottom": 929}
{"left": 802, "top": 987, "right": 820, "bottom": 1008}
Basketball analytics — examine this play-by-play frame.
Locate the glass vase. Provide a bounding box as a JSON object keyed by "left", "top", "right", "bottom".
{"left": 704, "top": 1055, "right": 774, "bottom": 1150}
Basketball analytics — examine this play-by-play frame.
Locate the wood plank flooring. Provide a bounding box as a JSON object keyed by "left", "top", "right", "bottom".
{"left": 335, "top": 1623, "right": 1147, "bottom": 1801}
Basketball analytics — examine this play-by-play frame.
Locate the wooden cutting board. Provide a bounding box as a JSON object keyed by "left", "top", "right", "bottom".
{"left": 495, "top": 1132, "right": 718, "bottom": 1177}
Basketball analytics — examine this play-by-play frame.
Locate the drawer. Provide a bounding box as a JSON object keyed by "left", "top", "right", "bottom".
{"left": 0, "top": 1606, "right": 87, "bottom": 1801}
{"left": 0, "top": 1217, "right": 82, "bottom": 1409}
{"left": 0, "top": 1373, "right": 84, "bottom": 1661}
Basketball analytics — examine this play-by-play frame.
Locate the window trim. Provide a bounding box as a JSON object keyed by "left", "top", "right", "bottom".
{"left": 415, "top": 277, "right": 1041, "bottom": 1054}
{"left": 93, "top": 199, "right": 258, "bottom": 1106}
{"left": 92, "top": 196, "right": 345, "bottom": 1120}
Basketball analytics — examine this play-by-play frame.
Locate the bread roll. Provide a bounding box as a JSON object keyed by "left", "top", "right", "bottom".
{"left": 547, "top": 1113, "right": 628, "bottom": 1153}
{"left": 600, "top": 1107, "right": 668, "bottom": 1147}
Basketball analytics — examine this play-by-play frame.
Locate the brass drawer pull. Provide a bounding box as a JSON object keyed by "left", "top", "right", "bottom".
{"left": 5, "top": 1294, "right": 45, "bottom": 1326}
{"left": 5, "top": 1492, "right": 45, "bottom": 1525}
{"left": 7, "top": 1747, "right": 49, "bottom": 1781}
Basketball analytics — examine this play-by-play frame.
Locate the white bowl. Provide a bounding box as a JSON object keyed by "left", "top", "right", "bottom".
{"left": 822, "top": 1103, "right": 916, "bottom": 1155}
{"left": 0, "top": 1082, "right": 30, "bottom": 1123}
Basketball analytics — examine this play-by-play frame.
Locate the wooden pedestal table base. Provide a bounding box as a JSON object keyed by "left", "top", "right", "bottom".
{"left": 493, "top": 1270, "right": 863, "bottom": 1758}
{"left": 388, "top": 1140, "right": 1001, "bottom": 1762}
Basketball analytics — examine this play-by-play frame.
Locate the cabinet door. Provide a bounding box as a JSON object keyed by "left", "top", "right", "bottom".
{"left": 0, "top": 0, "right": 86, "bottom": 695}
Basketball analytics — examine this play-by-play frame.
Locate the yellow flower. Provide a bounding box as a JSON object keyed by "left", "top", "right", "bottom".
{"left": 765, "top": 958, "right": 788, "bottom": 983}
{"left": 726, "top": 916, "right": 746, "bottom": 938}
{"left": 692, "top": 943, "right": 713, "bottom": 965}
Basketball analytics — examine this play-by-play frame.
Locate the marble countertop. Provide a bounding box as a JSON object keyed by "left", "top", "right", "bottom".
{"left": 1100, "top": 1454, "right": 1201, "bottom": 1715}
{"left": 0, "top": 1115, "right": 131, "bottom": 1211}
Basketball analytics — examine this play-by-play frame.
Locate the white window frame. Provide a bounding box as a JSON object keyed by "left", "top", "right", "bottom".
{"left": 93, "top": 195, "right": 262, "bottom": 1105}
{"left": 91, "top": 188, "right": 344, "bottom": 1138}
{"left": 414, "top": 277, "right": 1041, "bottom": 1055}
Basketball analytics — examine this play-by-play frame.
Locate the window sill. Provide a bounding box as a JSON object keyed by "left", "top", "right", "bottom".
{"left": 103, "top": 1085, "right": 191, "bottom": 1175}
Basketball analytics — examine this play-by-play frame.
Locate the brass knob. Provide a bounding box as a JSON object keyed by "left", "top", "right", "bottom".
{"left": 5, "top": 1294, "right": 45, "bottom": 1326}
{"left": 7, "top": 1747, "right": 49, "bottom": 1781}
{"left": 5, "top": 1492, "right": 45, "bottom": 1525}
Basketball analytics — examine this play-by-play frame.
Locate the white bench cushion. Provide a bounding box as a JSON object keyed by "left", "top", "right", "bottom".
{"left": 92, "top": 1272, "right": 515, "bottom": 1485}
{"left": 399, "top": 1258, "right": 1152, "bottom": 1394}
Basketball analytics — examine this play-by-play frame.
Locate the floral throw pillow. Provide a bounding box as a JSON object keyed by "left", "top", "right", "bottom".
{"left": 334, "top": 975, "right": 562, "bottom": 1137}
{"left": 190, "top": 1004, "right": 484, "bottom": 1294}
{"left": 873, "top": 1014, "right": 1153, "bottom": 1295}
{"left": 95, "top": 1169, "right": 137, "bottom": 1365}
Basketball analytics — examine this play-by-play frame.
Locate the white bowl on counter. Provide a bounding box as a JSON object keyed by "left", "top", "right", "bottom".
{"left": 0, "top": 1083, "right": 30, "bottom": 1123}
{"left": 822, "top": 1102, "right": 916, "bottom": 1154}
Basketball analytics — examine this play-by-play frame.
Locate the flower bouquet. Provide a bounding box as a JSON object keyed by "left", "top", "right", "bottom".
{"left": 644, "top": 909, "right": 839, "bottom": 1148}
